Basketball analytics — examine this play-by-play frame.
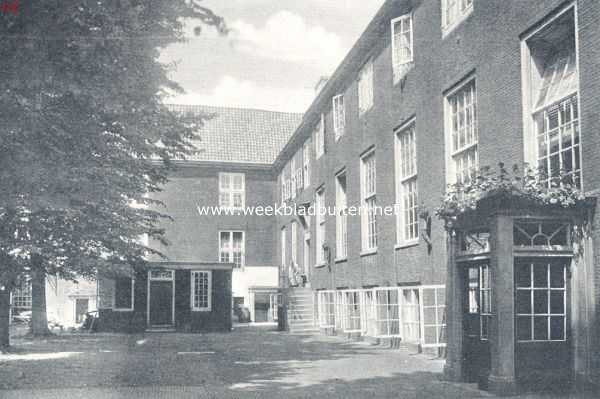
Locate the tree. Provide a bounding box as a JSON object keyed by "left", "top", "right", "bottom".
{"left": 0, "top": 1, "right": 226, "bottom": 343}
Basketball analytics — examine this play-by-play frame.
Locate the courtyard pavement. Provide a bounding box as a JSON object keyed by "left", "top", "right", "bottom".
{"left": 0, "top": 326, "right": 596, "bottom": 398}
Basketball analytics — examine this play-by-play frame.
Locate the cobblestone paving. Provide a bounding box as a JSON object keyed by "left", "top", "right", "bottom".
{"left": 0, "top": 327, "right": 596, "bottom": 398}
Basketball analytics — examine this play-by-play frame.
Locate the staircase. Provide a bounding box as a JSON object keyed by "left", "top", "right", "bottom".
{"left": 286, "top": 287, "right": 318, "bottom": 334}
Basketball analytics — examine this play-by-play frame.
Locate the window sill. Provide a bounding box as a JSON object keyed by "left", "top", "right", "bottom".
{"left": 360, "top": 249, "right": 377, "bottom": 257}
{"left": 191, "top": 308, "right": 211, "bottom": 312}
{"left": 113, "top": 308, "right": 134, "bottom": 312}
{"left": 395, "top": 240, "right": 419, "bottom": 250}
{"left": 334, "top": 257, "right": 347, "bottom": 263}
{"left": 314, "top": 263, "right": 327, "bottom": 268}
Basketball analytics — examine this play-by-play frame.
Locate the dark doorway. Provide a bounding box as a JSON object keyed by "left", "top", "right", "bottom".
{"left": 149, "top": 280, "right": 173, "bottom": 327}
{"left": 253, "top": 293, "right": 270, "bottom": 323}
{"left": 462, "top": 263, "right": 491, "bottom": 385}
{"left": 75, "top": 298, "right": 89, "bottom": 324}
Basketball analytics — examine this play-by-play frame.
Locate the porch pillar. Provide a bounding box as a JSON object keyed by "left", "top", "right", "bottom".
{"left": 488, "top": 214, "right": 517, "bottom": 394}
{"left": 444, "top": 230, "right": 464, "bottom": 381}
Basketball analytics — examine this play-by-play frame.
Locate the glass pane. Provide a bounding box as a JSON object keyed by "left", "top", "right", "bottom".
{"left": 550, "top": 316, "right": 565, "bottom": 340}
{"left": 423, "top": 307, "right": 436, "bottom": 325}
{"left": 534, "top": 264, "right": 549, "bottom": 288}
{"left": 550, "top": 291, "right": 565, "bottom": 314}
{"left": 550, "top": 265, "right": 565, "bottom": 288}
{"left": 516, "top": 290, "right": 532, "bottom": 314}
{"left": 517, "top": 316, "right": 532, "bottom": 341}
{"left": 515, "top": 264, "right": 531, "bottom": 288}
{"left": 534, "top": 316, "right": 549, "bottom": 341}
{"left": 534, "top": 291, "right": 549, "bottom": 314}
{"left": 424, "top": 326, "right": 438, "bottom": 344}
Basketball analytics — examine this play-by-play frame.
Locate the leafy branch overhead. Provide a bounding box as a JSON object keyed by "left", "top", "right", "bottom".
{"left": 435, "top": 163, "right": 586, "bottom": 226}
{"left": 0, "top": 1, "right": 226, "bottom": 286}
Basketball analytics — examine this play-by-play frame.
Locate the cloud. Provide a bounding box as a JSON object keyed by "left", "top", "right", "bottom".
{"left": 165, "top": 76, "right": 313, "bottom": 113}
{"left": 229, "top": 11, "right": 345, "bottom": 72}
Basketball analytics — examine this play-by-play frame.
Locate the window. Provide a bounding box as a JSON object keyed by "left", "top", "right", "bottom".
{"left": 318, "top": 291, "right": 336, "bottom": 329}
{"left": 467, "top": 264, "right": 491, "bottom": 340}
{"left": 294, "top": 150, "right": 304, "bottom": 194}
{"left": 314, "top": 114, "right": 325, "bottom": 159}
{"left": 315, "top": 187, "right": 326, "bottom": 265}
{"left": 441, "top": 0, "right": 473, "bottom": 34}
{"left": 341, "top": 291, "right": 362, "bottom": 333}
{"left": 11, "top": 283, "right": 32, "bottom": 310}
{"left": 335, "top": 172, "right": 348, "bottom": 260}
{"left": 114, "top": 277, "right": 134, "bottom": 311}
{"left": 516, "top": 261, "right": 567, "bottom": 342}
{"left": 445, "top": 79, "right": 478, "bottom": 185}
{"left": 333, "top": 95, "right": 345, "bottom": 140}
{"left": 395, "top": 122, "right": 418, "bottom": 244}
{"left": 191, "top": 271, "right": 211, "bottom": 311}
{"left": 391, "top": 14, "right": 413, "bottom": 83}
{"left": 303, "top": 225, "right": 311, "bottom": 273}
{"left": 523, "top": 7, "right": 580, "bottom": 187}
{"left": 360, "top": 150, "right": 377, "bottom": 252}
{"left": 401, "top": 288, "right": 421, "bottom": 343}
{"left": 421, "top": 286, "right": 447, "bottom": 347}
{"left": 374, "top": 288, "right": 401, "bottom": 338}
{"left": 303, "top": 140, "right": 311, "bottom": 188}
{"left": 291, "top": 221, "right": 298, "bottom": 266}
{"left": 219, "top": 173, "right": 245, "bottom": 209}
{"left": 281, "top": 227, "right": 286, "bottom": 267}
{"left": 219, "top": 231, "right": 244, "bottom": 268}
{"left": 290, "top": 158, "right": 297, "bottom": 199}
{"left": 358, "top": 61, "right": 374, "bottom": 115}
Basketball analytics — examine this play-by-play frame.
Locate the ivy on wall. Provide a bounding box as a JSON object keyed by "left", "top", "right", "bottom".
{"left": 435, "top": 163, "right": 586, "bottom": 227}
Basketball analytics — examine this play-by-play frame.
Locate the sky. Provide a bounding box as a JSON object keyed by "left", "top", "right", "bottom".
{"left": 161, "top": 0, "right": 385, "bottom": 113}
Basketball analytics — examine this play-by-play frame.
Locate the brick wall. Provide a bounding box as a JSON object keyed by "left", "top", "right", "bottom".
{"left": 275, "top": 0, "right": 600, "bottom": 299}
{"left": 151, "top": 164, "right": 277, "bottom": 267}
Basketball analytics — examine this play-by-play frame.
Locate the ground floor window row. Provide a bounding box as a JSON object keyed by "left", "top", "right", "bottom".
{"left": 316, "top": 285, "right": 446, "bottom": 348}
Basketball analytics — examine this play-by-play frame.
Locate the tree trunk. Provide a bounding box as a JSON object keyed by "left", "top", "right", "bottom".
{"left": 31, "top": 267, "right": 50, "bottom": 336}
{"left": 0, "top": 286, "right": 10, "bottom": 349}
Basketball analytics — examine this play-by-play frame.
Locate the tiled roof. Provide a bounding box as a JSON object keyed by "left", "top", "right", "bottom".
{"left": 168, "top": 104, "right": 303, "bottom": 165}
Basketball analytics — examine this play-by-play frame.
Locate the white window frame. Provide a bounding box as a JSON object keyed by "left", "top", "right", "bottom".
{"left": 391, "top": 14, "right": 414, "bottom": 84}
{"left": 315, "top": 187, "right": 326, "bottom": 266}
{"left": 358, "top": 60, "right": 374, "bottom": 115}
{"left": 444, "top": 77, "right": 478, "bottom": 186}
{"left": 520, "top": 3, "right": 582, "bottom": 189}
{"left": 335, "top": 171, "right": 348, "bottom": 260}
{"left": 291, "top": 221, "right": 298, "bottom": 266}
{"left": 191, "top": 270, "right": 212, "bottom": 312}
{"left": 360, "top": 149, "right": 377, "bottom": 253}
{"left": 219, "top": 231, "right": 245, "bottom": 268}
{"left": 303, "top": 226, "right": 311, "bottom": 275}
{"left": 303, "top": 140, "right": 311, "bottom": 188}
{"left": 332, "top": 94, "right": 345, "bottom": 140}
{"left": 281, "top": 227, "right": 286, "bottom": 267}
{"left": 516, "top": 262, "right": 567, "bottom": 342}
{"left": 315, "top": 114, "right": 325, "bottom": 159}
{"left": 219, "top": 173, "right": 245, "bottom": 209}
{"left": 113, "top": 277, "right": 135, "bottom": 312}
{"left": 441, "top": 0, "right": 474, "bottom": 37}
{"left": 290, "top": 158, "right": 297, "bottom": 199}
{"left": 395, "top": 119, "right": 419, "bottom": 246}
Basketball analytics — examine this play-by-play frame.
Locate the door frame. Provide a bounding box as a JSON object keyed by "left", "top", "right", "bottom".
{"left": 146, "top": 270, "right": 176, "bottom": 327}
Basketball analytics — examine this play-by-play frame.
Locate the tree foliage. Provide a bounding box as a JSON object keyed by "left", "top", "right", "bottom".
{"left": 0, "top": 1, "right": 225, "bottom": 293}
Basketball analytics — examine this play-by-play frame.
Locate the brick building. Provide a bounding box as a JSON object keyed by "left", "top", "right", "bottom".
{"left": 274, "top": 0, "right": 600, "bottom": 394}
{"left": 96, "top": 0, "right": 600, "bottom": 393}
{"left": 96, "top": 105, "right": 302, "bottom": 332}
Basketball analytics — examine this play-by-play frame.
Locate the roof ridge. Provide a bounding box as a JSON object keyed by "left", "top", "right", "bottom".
{"left": 165, "top": 103, "right": 304, "bottom": 117}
